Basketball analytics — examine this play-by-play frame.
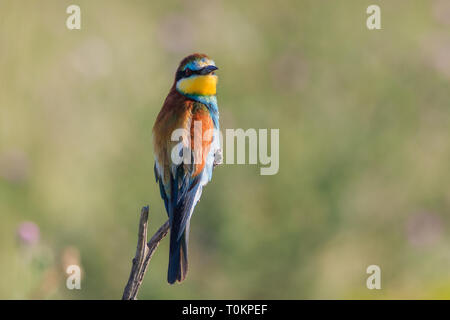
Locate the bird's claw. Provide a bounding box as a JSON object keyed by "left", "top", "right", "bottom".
{"left": 213, "top": 149, "right": 223, "bottom": 167}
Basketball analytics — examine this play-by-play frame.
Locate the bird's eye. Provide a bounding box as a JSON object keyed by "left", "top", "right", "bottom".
{"left": 185, "top": 69, "right": 192, "bottom": 77}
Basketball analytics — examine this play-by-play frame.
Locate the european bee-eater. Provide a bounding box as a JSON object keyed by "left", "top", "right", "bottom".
{"left": 152, "top": 53, "right": 221, "bottom": 284}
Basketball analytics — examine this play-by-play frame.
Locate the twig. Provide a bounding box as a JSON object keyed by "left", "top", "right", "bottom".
{"left": 122, "top": 206, "right": 169, "bottom": 300}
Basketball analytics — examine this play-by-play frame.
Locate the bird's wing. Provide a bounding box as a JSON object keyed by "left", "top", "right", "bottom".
{"left": 173, "top": 102, "right": 217, "bottom": 238}
{"left": 153, "top": 92, "right": 191, "bottom": 215}
{"left": 153, "top": 99, "right": 217, "bottom": 238}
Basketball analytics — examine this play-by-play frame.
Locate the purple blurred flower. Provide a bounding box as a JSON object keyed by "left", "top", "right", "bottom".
{"left": 422, "top": 34, "right": 450, "bottom": 79}
{"left": 17, "top": 221, "right": 40, "bottom": 246}
{"left": 433, "top": 0, "right": 450, "bottom": 26}
{"left": 406, "top": 212, "right": 443, "bottom": 248}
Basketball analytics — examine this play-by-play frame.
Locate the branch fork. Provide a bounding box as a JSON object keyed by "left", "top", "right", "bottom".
{"left": 122, "top": 206, "right": 169, "bottom": 300}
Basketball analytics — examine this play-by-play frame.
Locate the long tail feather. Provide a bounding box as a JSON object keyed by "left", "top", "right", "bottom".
{"left": 168, "top": 222, "right": 189, "bottom": 284}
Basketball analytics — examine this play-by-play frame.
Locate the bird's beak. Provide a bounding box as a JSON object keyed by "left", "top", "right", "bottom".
{"left": 199, "top": 65, "right": 218, "bottom": 75}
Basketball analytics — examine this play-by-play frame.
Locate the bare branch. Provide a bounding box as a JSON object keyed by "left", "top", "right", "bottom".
{"left": 122, "top": 206, "right": 169, "bottom": 300}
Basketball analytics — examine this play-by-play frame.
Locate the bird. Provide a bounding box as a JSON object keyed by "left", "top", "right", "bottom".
{"left": 152, "top": 53, "right": 222, "bottom": 284}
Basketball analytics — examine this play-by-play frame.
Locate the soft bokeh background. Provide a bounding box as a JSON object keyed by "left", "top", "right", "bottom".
{"left": 1, "top": 0, "right": 450, "bottom": 299}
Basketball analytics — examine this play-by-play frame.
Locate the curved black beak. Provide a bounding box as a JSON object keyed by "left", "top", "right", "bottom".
{"left": 199, "top": 65, "right": 218, "bottom": 75}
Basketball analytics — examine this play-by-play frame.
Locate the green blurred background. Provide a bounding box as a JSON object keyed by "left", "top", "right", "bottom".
{"left": 1, "top": 0, "right": 450, "bottom": 299}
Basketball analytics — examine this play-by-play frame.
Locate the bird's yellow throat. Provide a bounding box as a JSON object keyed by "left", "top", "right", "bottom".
{"left": 177, "top": 75, "right": 217, "bottom": 96}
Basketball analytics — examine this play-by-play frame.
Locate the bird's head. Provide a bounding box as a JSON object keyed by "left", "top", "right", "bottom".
{"left": 175, "top": 53, "right": 218, "bottom": 98}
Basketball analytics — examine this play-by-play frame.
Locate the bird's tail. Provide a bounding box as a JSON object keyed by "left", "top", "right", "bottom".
{"left": 167, "top": 221, "right": 189, "bottom": 284}
{"left": 167, "top": 170, "right": 201, "bottom": 284}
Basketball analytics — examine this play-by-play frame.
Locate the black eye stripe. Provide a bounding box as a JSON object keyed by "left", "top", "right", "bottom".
{"left": 176, "top": 68, "right": 202, "bottom": 81}
{"left": 186, "top": 68, "right": 201, "bottom": 76}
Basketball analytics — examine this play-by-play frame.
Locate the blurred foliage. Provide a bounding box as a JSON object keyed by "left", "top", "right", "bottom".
{"left": 1, "top": 0, "right": 450, "bottom": 299}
